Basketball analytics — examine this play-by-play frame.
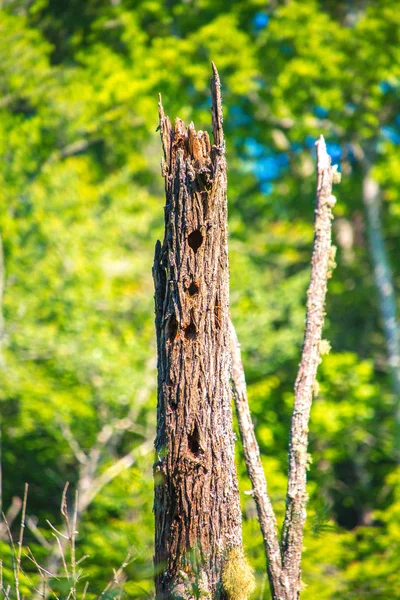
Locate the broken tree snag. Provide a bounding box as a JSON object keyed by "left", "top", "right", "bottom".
{"left": 153, "top": 65, "right": 243, "bottom": 599}
{"left": 281, "top": 136, "right": 338, "bottom": 599}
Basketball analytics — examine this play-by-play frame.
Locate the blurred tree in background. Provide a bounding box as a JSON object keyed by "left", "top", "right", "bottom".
{"left": 0, "top": 0, "right": 400, "bottom": 598}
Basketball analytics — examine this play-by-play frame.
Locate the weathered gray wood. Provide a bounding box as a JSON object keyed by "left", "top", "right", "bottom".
{"left": 153, "top": 65, "right": 243, "bottom": 599}
{"left": 230, "top": 321, "right": 288, "bottom": 599}
{"left": 231, "top": 136, "right": 337, "bottom": 600}
{"left": 281, "top": 136, "right": 336, "bottom": 598}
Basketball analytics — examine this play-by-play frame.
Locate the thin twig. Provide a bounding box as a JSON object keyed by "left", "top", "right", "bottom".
{"left": 25, "top": 547, "right": 60, "bottom": 600}
{"left": 98, "top": 547, "right": 136, "bottom": 600}
{"left": 82, "top": 581, "right": 89, "bottom": 600}
{"left": 15, "top": 483, "right": 28, "bottom": 600}
{"left": 57, "top": 420, "right": 88, "bottom": 466}
{"left": 81, "top": 439, "right": 153, "bottom": 510}
{"left": 68, "top": 490, "right": 79, "bottom": 600}
{"left": 26, "top": 517, "right": 52, "bottom": 549}
{"left": 45, "top": 521, "right": 69, "bottom": 541}
{"left": 0, "top": 497, "right": 22, "bottom": 541}
{"left": 25, "top": 548, "right": 58, "bottom": 579}
{"left": 54, "top": 535, "right": 69, "bottom": 581}
{"left": 2, "top": 585, "right": 11, "bottom": 600}
{"left": 2, "top": 512, "right": 17, "bottom": 596}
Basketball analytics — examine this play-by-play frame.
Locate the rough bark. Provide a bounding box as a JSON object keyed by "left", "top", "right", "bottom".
{"left": 362, "top": 174, "right": 400, "bottom": 453}
{"left": 281, "top": 136, "right": 336, "bottom": 598}
{"left": 153, "top": 64, "right": 242, "bottom": 599}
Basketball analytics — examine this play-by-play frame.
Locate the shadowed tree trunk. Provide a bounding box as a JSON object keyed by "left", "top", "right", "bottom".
{"left": 152, "top": 64, "right": 247, "bottom": 599}
{"left": 362, "top": 173, "right": 400, "bottom": 455}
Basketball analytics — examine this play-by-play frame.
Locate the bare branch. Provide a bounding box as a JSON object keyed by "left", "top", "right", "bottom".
{"left": 15, "top": 484, "right": 28, "bottom": 600}
{"left": 158, "top": 93, "right": 172, "bottom": 170}
{"left": 26, "top": 517, "right": 52, "bottom": 549}
{"left": 210, "top": 62, "right": 224, "bottom": 148}
{"left": 281, "top": 135, "right": 337, "bottom": 597}
{"left": 25, "top": 548, "right": 58, "bottom": 579}
{"left": 230, "top": 321, "right": 288, "bottom": 598}
{"left": 0, "top": 497, "right": 22, "bottom": 541}
{"left": 98, "top": 547, "right": 136, "bottom": 600}
{"left": 57, "top": 420, "right": 88, "bottom": 466}
{"left": 95, "top": 412, "right": 149, "bottom": 449}
{"left": 46, "top": 139, "right": 94, "bottom": 165}
{"left": 45, "top": 520, "right": 69, "bottom": 541}
{"left": 82, "top": 581, "right": 89, "bottom": 600}
{"left": 80, "top": 439, "right": 153, "bottom": 512}
{"left": 2, "top": 512, "right": 19, "bottom": 600}
{"left": 54, "top": 535, "right": 69, "bottom": 581}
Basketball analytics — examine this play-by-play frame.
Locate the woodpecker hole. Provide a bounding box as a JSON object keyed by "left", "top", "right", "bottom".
{"left": 188, "top": 281, "right": 199, "bottom": 296}
{"left": 184, "top": 317, "right": 197, "bottom": 341}
{"left": 167, "top": 314, "right": 178, "bottom": 341}
{"left": 188, "top": 424, "right": 201, "bottom": 457}
{"left": 188, "top": 229, "right": 203, "bottom": 253}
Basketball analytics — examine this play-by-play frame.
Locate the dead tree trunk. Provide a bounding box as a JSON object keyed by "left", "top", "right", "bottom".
{"left": 152, "top": 64, "right": 246, "bottom": 599}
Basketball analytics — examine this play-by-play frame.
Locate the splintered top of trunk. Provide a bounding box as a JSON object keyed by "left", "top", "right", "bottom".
{"left": 158, "top": 61, "right": 225, "bottom": 183}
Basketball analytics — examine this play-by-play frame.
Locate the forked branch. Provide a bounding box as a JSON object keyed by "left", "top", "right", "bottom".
{"left": 232, "top": 135, "right": 338, "bottom": 600}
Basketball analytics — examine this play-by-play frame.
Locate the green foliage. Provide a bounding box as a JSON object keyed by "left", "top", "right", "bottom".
{"left": 1, "top": 0, "right": 400, "bottom": 598}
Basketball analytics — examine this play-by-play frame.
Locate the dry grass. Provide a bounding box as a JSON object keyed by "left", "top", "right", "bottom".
{"left": 0, "top": 484, "right": 136, "bottom": 600}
